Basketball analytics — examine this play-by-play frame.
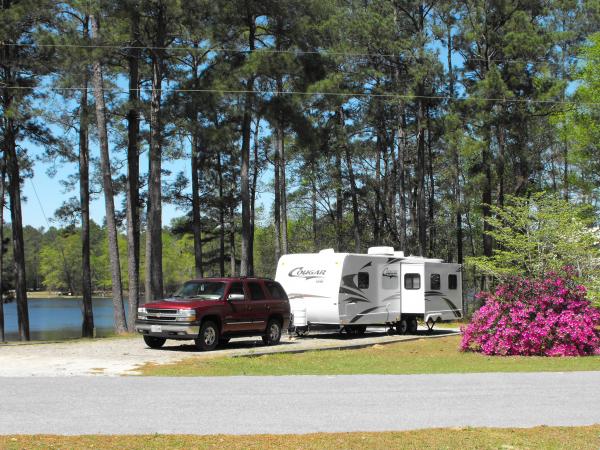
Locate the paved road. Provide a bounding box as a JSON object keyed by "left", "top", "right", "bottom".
{"left": 1, "top": 372, "right": 599, "bottom": 435}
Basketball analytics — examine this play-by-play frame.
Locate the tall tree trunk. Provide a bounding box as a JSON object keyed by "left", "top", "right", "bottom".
{"left": 229, "top": 203, "right": 236, "bottom": 276}
{"left": 340, "top": 108, "right": 361, "bottom": 253}
{"left": 311, "top": 169, "right": 318, "bottom": 251}
{"left": 416, "top": 86, "right": 427, "bottom": 256}
{"left": 216, "top": 151, "right": 225, "bottom": 276}
{"left": 5, "top": 122, "right": 29, "bottom": 341}
{"left": 447, "top": 24, "right": 463, "bottom": 264}
{"left": 79, "top": 18, "right": 94, "bottom": 337}
{"left": 125, "top": 4, "right": 141, "bottom": 330}
{"left": 273, "top": 139, "right": 281, "bottom": 264}
{"left": 145, "top": 6, "right": 165, "bottom": 300}
{"left": 240, "top": 11, "right": 256, "bottom": 276}
{"left": 191, "top": 136, "right": 203, "bottom": 278}
{"left": 497, "top": 125, "right": 506, "bottom": 208}
{"left": 0, "top": 160, "right": 5, "bottom": 343}
{"left": 249, "top": 117, "right": 259, "bottom": 276}
{"left": 278, "top": 110, "right": 288, "bottom": 256}
{"left": 426, "top": 109, "right": 435, "bottom": 257}
{"left": 90, "top": 14, "right": 127, "bottom": 333}
{"left": 335, "top": 150, "right": 344, "bottom": 252}
{"left": 482, "top": 141, "right": 493, "bottom": 259}
{"left": 190, "top": 45, "right": 203, "bottom": 279}
{"left": 398, "top": 108, "right": 407, "bottom": 250}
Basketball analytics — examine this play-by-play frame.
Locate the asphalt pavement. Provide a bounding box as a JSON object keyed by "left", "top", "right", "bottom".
{"left": 1, "top": 371, "right": 599, "bottom": 435}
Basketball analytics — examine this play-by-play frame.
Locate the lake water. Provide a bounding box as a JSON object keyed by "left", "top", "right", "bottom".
{"left": 1, "top": 298, "right": 125, "bottom": 341}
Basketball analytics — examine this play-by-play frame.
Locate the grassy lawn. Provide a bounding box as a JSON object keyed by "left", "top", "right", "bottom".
{"left": 2, "top": 426, "right": 599, "bottom": 449}
{"left": 139, "top": 335, "right": 600, "bottom": 376}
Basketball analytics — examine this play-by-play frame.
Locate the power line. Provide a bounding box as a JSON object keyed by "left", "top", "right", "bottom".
{"left": 2, "top": 42, "right": 585, "bottom": 65}
{"left": 0, "top": 84, "right": 593, "bottom": 106}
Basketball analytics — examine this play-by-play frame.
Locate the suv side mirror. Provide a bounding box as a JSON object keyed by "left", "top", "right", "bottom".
{"left": 227, "top": 293, "right": 245, "bottom": 301}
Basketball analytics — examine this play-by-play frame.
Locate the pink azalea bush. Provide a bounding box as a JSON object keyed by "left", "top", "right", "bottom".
{"left": 461, "top": 269, "right": 600, "bottom": 356}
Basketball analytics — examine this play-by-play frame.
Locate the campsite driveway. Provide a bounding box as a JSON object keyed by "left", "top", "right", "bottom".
{"left": 0, "top": 328, "right": 456, "bottom": 376}
{"left": 1, "top": 371, "right": 599, "bottom": 434}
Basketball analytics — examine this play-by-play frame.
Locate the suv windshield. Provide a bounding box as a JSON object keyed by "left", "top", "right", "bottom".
{"left": 172, "top": 281, "right": 225, "bottom": 300}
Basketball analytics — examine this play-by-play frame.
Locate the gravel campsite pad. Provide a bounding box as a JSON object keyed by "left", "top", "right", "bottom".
{"left": 0, "top": 328, "right": 457, "bottom": 376}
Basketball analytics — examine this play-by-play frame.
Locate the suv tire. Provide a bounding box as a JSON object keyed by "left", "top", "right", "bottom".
{"left": 195, "top": 320, "right": 219, "bottom": 351}
{"left": 144, "top": 335, "right": 166, "bottom": 349}
{"left": 262, "top": 319, "right": 282, "bottom": 346}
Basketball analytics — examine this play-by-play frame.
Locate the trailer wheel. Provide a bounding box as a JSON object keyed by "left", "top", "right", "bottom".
{"left": 296, "top": 326, "right": 309, "bottom": 337}
{"left": 345, "top": 325, "right": 367, "bottom": 336}
{"left": 396, "top": 319, "right": 409, "bottom": 335}
{"left": 408, "top": 317, "right": 418, "bottom": 334}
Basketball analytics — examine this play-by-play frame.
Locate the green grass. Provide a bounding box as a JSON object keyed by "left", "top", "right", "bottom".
{"left": 139, "top": 335, "right": 600, "bottom": 376}
{"left": 2, "top": 426, "right": 599, "bottom": 449}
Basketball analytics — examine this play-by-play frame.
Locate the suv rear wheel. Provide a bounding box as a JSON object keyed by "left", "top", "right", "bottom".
{"left": 195, "top": 320, "right": 219, "bottom": 351}
{"left": 262, "top": 319, "right": 282, "bottom": 346}
{"left": 143, "top": 335, "right": 166, "bottom": 349}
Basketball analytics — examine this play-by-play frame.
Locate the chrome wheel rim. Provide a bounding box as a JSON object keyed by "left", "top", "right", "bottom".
{"left": 204, "top": 327, "right": 216, "bottom": 346}
{"left": 269, "top": 324, "right": 280, "bottom": 340}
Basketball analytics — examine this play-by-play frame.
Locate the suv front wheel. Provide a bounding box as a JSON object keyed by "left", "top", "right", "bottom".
{"left": 195, "top": 320, "right": 219, "bottom": 351}
{"left": 262, "top": 319, "right": 282, "bottom": 346}
{"left": 144, "top": 335, "right": 166, "bottom": 349}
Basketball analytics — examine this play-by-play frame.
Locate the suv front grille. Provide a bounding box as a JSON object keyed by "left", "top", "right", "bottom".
{"left": 147, "top": 308, "right": 178, "bottom": 314}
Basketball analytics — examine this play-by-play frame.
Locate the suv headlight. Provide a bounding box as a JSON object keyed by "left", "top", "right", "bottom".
{"left": 137, "top": 307, "right": 147, "bottom": 319}
{"left": 176, "top": 309, "right": 196, "bottom": 322}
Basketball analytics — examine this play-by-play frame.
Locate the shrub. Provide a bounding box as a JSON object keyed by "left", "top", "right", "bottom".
{"left": 461, "top": 270, "right": 600, "bottom": 356}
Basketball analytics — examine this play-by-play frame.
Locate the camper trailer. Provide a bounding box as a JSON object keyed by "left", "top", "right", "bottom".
{"left": 275, "top": 247, "right": 462, "bottom": 335}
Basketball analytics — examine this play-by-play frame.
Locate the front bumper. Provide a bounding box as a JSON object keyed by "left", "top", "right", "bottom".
{"left": 135, "top": 320, "right": 200, "bottom": 339}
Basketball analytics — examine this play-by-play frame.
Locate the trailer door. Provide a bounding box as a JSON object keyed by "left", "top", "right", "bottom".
{"left": 380, "top": 261, "right": 401, "bottom": 323}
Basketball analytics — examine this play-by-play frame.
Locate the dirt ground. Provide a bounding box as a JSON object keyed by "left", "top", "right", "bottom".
{"left": 0, "top": 328, "right": 458, "bottom": 377}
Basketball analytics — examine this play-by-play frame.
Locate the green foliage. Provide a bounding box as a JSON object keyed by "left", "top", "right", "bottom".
{"left": 466, "top": 193, "right": 600, "bottom": 304}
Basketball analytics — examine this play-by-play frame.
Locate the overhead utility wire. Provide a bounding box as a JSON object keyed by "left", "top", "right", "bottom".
{"left": 2, "top": 42, "right": 586, "bottom": 65}
{"left": 0, "top": 85, "right": 594, "bottom": 106}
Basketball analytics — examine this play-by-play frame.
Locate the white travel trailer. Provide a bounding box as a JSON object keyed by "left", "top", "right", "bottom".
{"left": 275, "top": 247, "right": 462, "bottom": 335}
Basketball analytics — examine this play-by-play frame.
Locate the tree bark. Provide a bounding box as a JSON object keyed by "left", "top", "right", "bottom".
{"left": 0, "top": 160, "right": 5, "bottom": 343}
{"left": 240, "top": 10, "right": 256, "bottom": 276}
{"left": 249, "top": 117, "right": 259, "bottom": 276}
{"left": 79, "top": 17, "right": 93, "bottom": 337}
{"left": 216, "top": 151, "right": 225, "bottom": 276}
{"left": 5, "top": 120, "right": 29, "bottom": 340}
{"left": 273, "top": 139, "right": 281, "bottom": 265}
{"left": 90, "top": 14, "right": 127, "bottom": 333}
{"left": 191, "top": 136, "right": 203, "bottom": 278}
{"left": 145, "top": 5, "right": 165, "bottom": 300}
{"left": 416, "top": 85, "right": 427, "bottom": 256}
{"left": 340, "top": 108, "right": 361, "bottom": 253}
{"left": 125, "top": 4, "right": 141, "bottom": 330}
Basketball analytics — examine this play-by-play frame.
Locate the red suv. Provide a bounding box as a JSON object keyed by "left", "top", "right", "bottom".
{"left": 135, "top": 277, "right": 291, "bottom": 351}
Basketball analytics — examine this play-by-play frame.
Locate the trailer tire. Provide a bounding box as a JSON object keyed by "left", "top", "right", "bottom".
{"left": 143, "top": 335, "right": 166, "bottom": 349}
{"left": 345, "top": 325, "right": 367, "bottom": 336}
{"left": 408, "top": 317, "right": 418, "bottom": 334}
{"left": 396, "top": 319, "right": 409, "bottom": 335}
{"left": 195, "top": 320, "right": 219, "bottom": 351}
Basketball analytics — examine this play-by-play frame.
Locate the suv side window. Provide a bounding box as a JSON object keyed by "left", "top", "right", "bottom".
{"left": 265, "top": 281, "right": 286, "bottom": 299}
{"left": 247, "top": 282, "right": 266, "bottom": 300}
{"left": 228, "top": 282, "right": 244, "bottom": 297}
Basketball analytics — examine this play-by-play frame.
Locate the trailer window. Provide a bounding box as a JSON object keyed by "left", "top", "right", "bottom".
{"left": 448, "top": 274, "right": 458, "bottom": 290}
{"left": 358, "top": 272, "right": 369, "bottom": 289}
{"left": 430, "top": 273, "right": 440, "bottom": 290}
{"left": 404, "top": 274, "right": 421, "bottom": 290}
